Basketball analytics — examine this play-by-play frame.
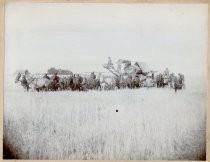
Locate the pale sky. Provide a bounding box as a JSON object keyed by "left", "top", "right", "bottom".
{"left": 5, "top": 3, "right": 208, "bottom": 76}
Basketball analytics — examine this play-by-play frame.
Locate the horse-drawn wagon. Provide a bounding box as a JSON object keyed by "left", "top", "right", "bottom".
{"left": 15, "top": 58, "right": 185, "bottom": 92}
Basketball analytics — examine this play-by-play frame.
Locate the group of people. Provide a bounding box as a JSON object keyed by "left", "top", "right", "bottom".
{"left": 15, "top": 68, "right": 185, "bottom": 92}
{"left": 155, "top": 69, "right": 185, "bottom": 91}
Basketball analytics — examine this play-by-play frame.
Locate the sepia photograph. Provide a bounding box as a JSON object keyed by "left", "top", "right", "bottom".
{"left": 3, "top": 2, "right": 208, "bottom": 160}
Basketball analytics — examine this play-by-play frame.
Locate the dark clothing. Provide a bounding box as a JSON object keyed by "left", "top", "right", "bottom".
{"left": 22, "top": 78, "right": 27, "bottom": 85}
{"left": 152, "top": 73, "right": 154, "bottom": 80}
{"left": 44, "top": 75, "right": 50, "bottom": 80}
{"left": 21, "top": 76, "right": 29, "bottom": 91}
{"left": 53, "top": 75, "right": 60, "bottom": 83}
{"left": 93, "top": 74, "right": 96, "bottom": 79}
{"left": 136, "top": 69, "right": 143, "bottom": 75}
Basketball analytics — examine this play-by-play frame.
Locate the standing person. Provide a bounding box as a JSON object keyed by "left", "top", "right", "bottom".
{"left": 169, "top": 73, "right": 175, "bottom": 88}
{"left": 163, "top": 68, "right": 169, "bottom": 77}
{"left": 163, "top": 68, "right": 169, "bottom": 85}
{"left": 21, "top": 75, "right": 29, "bottom": 91}
{"left": 117, "top": 63, "right": 122, "bottom": 73}
{"left": 24, "top": 69, "right": 29, "bottom": 75}
{"left": 24, "top": 70, "right": 30, "bottom": 80}
{"left": 123, "top": 60, "right": 131, "bottom": 73}
{"left": 174, "top": 76, "right": 179, "bottom": 92}
{"left": 107, "top": 57, "right": 114, "bottom": 68}
{"left": 23, "top": 69, "right": 35, "bottom": 85}
{"left": 90, "top": 72, "right": 96, "bottom": 79}
{"left": 151, "top": 71, "right": 155, "bottom": 80}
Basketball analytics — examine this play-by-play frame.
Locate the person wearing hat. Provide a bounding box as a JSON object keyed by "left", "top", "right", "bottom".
{"left": 108, "top": 57, "right": 113, "bottom": 66}
{"left": 43, "top": 73, "right": 50, "bottom": 80}
{"left": 90, "top": 72, "right": 96, "bottom": 80}
{"left": 24, "top": 70, "right": 30, "bottom": 79}
{"left": 21, "top": 75, "right": 30, "bottom": 91}
{"left": 163, "top": 68, "right": 169, "bottom": 77}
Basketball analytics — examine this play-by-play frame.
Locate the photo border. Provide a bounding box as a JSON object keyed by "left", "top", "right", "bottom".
{"left": 0, "top": 0, "right": 209, "bottom": 161}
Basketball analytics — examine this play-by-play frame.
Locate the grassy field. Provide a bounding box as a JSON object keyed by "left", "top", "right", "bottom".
{"left": 3, "top": 75, "right": 206, "bottom": 160}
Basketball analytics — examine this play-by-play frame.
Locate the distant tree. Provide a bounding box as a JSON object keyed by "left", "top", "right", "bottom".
{"left": 47, "top": 67, "right": 59, "bottom": 75}
{"left": 47, "top": 67, "right": 73, "bottom": 75}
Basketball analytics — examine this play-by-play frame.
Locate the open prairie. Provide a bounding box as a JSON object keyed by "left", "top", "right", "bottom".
{"left": 3, "top": 75, "right": 206, "bottom": 160}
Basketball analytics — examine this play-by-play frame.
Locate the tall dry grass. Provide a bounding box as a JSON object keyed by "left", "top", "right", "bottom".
{"left": 3, "top": 75, "right": 206, "bottom": 160}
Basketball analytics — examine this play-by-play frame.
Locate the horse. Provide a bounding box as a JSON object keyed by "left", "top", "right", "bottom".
{"left": 15, "top": 73, "right": 50, "bottom": 92}
{"left": 59, "top": 77, "right": 67, "bottom": 91}
{"left": 121, "top": 75, "right": 132, "bottom": 89}
{"left": 96, "top": 73, "right": 118, "bottom": 90}
{"left": 178, "top": 74, "right": 185, "bottom": 88}
{"left": 163, "top": 74, "right": 169, "bottom": 87}
{"left": 86, "top": 77, "right": 101, "bottom": 90}
{"left": 144, "top": 77, "right": 155, "bottom": 88}
{"left": 15, "top": 73, "right": 34, "bottom": 91}
{"left": 71, "top": 74, "right": 83, "bottom": 91}
{"left": 21, "top": 76, "right": 30, "bottom": 91}
{"left": 28, "top": 77, "right": 53, "bottom": 92}
{"left": 118, "top": 75, "right": 127, "bottom": 89}
{"left": 115, "top": 74, "right": 141, "bottom": 89}
{"left": 64, "top": 76, "right": 73, "bottom": 90}
{"left": 156, "top": 74, "right": 164, "bottom": 88}
{"left": 131, "top": 77, "right": 139, "bottom": 88}
{"left": 99, "top": 76, "right": 115, "bottom": 90}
